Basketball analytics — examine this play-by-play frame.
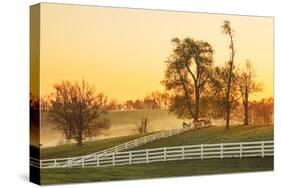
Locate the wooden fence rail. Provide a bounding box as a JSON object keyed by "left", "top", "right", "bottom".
{"left": 36, "top": 126, "right": 194, "bottom": 168}
{"left": 37, "top": 140, "right": 273, "bottom": 169}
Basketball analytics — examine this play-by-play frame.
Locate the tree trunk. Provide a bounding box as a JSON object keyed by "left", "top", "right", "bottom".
{"left": 77, "top": 130, "right": 83, "bottom": 146}
{"left": 224, "top": 25, "right": 235, "bottom": 130}
{"left": 194, "top": 87, "right": 200, "bottom": 122}
{"left": 144, "top": 118, "right": 147, "bottom": 133}
{"left": 225, "top": 101, "right": 230, "bottom": 130}
{"left": 225, "top": 71, "right": 232, "bottom": 130}
{"left": 243, "top": 87, "right": 249, "bottom": 125}
{"left": 64, "top": 124, "right": 71, "bottom": 140}
{"left": 244, "top": 105, "right": 249, "bottom": 125}
{"left": 225, "top": 58, "right": 233, "bottom": 130}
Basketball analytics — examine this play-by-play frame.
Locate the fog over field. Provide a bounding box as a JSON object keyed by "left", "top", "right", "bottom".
{"left": 41, "top": 110, "right": 184, "bottom": 147}
{"left": 41, "top": 109, "right": 244, "bottom": 147}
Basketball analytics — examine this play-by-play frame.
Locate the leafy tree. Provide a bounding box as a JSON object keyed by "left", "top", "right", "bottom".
{"left": 249, "top": 98, "right": 273, "bottom": 124}
{"left": 125, "top": 100, "right": 134, "bottom": 110}
{"left": 133, "top": 99, "right": 144, "bottom": 109}
{"left": 209, "top": 66, "right": 240, "bottom": 121}
{"left": 162, "top": 37, "right": 213, "bottom": 121}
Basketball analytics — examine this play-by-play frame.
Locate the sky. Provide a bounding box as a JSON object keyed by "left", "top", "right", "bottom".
{"left": 39, "top": 3, "right": 274, "bottom": 102}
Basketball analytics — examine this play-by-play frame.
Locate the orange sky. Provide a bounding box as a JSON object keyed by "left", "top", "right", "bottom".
{"left": 39, "top": 3, "right": 273, "bottom": 102}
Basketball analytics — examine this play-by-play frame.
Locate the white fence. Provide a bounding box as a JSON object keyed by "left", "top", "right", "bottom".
{"left": 32, "top": 127, "right": 192, "bottom": 168}
{"left": 37, "top": 140, "right": 273, "bottom": 169}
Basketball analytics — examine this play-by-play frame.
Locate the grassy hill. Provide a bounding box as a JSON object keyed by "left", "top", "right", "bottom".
{"left": 41, "top": 133, "right": 151, "bottom": 159}
{"left": 132, "top": 124, "right": 273, "bottom": 150}
{"left": 41, "top": 124, "right": 273, "bottom": 159}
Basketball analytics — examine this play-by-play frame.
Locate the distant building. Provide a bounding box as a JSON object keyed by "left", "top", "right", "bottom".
{"left": 143, "top": 99, "right": 158, "bottom": 109}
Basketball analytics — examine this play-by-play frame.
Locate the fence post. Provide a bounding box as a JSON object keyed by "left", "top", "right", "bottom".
{"left": 40, "top": 160, "right": 42, "bottom": 169}
{"left": 97, "top": 156, "right": 99, "bottom": 167}
{"left": 135, "top": 140, "right": 137, "bottom": 147}
{"left": 129, "top": 151, "right": 132, "bottom": 165}
{"left": 115, "top": 146, "right": 118, "bottom": 152}
{"left": 182, "top": 146, "right": 185, "bottom": 159}
{"left": 82, "top": 157, "right": 84, "bottom": 168}
{"left": 240, "top": 143, "right": 243, "bottom": 158}
{"left": 201, "top": 144, "right": 204, "bottom": 160}
{"left": 146, "top": 150, "right": 149, "bottom": 163}
{"left": 125, "top": 142, "right": 128, "bottom": 150}
{"left": 144, "top": 136, "right": 147, "bottom": 143}
{"left": 261, "top": 141, "right": 264, "bottom": 158}
{"left": 68, "top": 158, "right": 72, "bottom": 168}
{"left": 220, "top": 144, "right": 223, "bottom": 159}
{"left": 54, "top": 159, "right": 57, "bottom": 168}
{"left": 112, "top": 153, "right": 115, "bottom": 166}
{"left": 164, "top": 147, "right": 166, "bottom": 161}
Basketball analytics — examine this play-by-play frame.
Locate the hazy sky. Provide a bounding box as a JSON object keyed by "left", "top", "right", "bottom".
{"left": 40, "top": 3, "right": 273, "bottom": 102}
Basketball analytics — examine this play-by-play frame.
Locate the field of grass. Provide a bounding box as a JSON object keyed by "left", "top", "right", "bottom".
{"left": 41, "top": 124, "right": 273, "bottom": 159}
{"left": 40, "top": 124, "right": 273, "bottom": 185}
{"left": 41, "top": 133, "right": 151, "bottom": 159}
{"left": 133, "top": 124, "right": 273, "bottom": 150}
{"left": 40, "top": 157, "right": 273, "bottom": 184}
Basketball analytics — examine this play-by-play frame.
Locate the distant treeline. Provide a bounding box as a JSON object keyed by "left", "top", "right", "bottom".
{"left": 36, "top": 92, "right": 273, "bottom": 125}
{"left": 40, "top": 91, "right": 169, "bottom": 111}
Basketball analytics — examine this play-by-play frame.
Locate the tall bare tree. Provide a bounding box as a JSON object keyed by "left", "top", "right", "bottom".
{"left": 162, "top": 37, "right": 213, "bottom": 121}
{"left": 135, "top": 117, "right": 149, "bottom": 134}
{"left": 221, "top": 20, "right": 236, "bottom": 130}
{"left": 160, "top": 92, "right": 170, "bottom": 110}
{"left": 49, "top": 81, "right": 110, "bottom": 145}
{"left": 50, "top": 81, "right": 74, "bottom": 140}
{"left": 237, "top": 60, "right": 262, "bottom": 125}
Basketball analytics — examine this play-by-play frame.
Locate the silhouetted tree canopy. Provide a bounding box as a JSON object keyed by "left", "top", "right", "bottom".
{"left": 162, "top": 37, "right": 213, "bottom": 121}
{"left": 49, "top": 80, "right": 111, "bottom": 146}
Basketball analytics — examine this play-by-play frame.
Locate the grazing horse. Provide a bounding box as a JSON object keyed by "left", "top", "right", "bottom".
{"left": 193, "top": 118, "right": 212, "bottom": 128}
